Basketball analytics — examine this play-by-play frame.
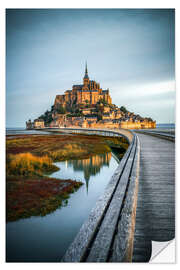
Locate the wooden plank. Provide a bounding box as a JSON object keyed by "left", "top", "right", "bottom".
{"left": 132, "top": 133, "right": 175, "bottom": 262}
{"left": 110, "top": 136, "right": 140, "bottom": 262}
{"left": 62, "top": 134, "right": 135, "bottom": 262}
{"left": 86, "top": 138, "right": 137, "bottom": 262}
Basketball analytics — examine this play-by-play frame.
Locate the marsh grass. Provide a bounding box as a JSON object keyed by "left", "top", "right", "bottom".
{"left": 6, "top": 177, "right": 83, "bottom": 222}
{"left": 6, "top": 134, "right": 128, "bottom": 161}
{"left": 6, "top": 152, "right": 59, "bottom": 177}
{"left": 6, "top": 134, "right": 129, "bottom": 222}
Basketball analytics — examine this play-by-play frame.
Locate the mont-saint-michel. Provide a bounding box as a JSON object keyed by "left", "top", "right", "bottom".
{"left": 26, "top": 64, "right": 156, "bottom": 130}
{"left": 6, "top": 8, "right": 175, "bottom": 264}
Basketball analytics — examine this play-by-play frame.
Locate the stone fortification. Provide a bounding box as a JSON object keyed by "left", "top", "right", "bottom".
{"left": 26, "top": 64, "right": 156, "bottom": 130}
{"left": 54, "top": 63, "right": 111, "bottom": 109}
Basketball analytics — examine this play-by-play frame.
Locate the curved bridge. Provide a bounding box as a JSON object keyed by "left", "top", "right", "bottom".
{"left": 45, "top": 127, "right": 175, "bottom": 262}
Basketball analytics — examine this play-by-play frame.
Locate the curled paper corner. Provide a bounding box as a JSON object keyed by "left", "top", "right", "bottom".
{"left": 150, "top": 240, "right": 175, "bottom": 263}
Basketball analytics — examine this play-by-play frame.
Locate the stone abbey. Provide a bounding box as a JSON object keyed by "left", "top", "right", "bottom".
{"left": 26, "top": 64, "right": 156, "bottom": 130}
{"left": 54, "top": 63, "right": 112, "bottom": 109}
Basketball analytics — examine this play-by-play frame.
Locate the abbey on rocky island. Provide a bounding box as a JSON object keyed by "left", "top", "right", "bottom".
{"left": 26, "top": 64, "right": 156, "bottom": 130}
{"left": 54, "top": 62, "right": 112, "bottom": 109}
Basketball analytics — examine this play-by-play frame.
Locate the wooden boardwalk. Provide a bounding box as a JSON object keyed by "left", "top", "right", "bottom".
{"left": 58, "top": 128, "right": 175, "bottom": 262}
{"left": 62, "top": 130, "right": 139, "bottom": 262}
{"left": 132, "top": 133, "right": 175, "bottom": 262}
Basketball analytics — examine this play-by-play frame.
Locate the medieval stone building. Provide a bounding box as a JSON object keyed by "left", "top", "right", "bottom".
{"left": 26, "top": 64, "right": 156, "bottom": 130}
{"left": 54, "top": 63, "right": 112, "bottom": 109}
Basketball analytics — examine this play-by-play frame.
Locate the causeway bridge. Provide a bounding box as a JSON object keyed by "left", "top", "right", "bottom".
{"left": 45, "top": 127, "right": 175, "bottom": 262}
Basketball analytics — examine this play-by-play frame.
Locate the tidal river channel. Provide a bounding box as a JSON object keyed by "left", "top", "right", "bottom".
{"left": 6, "top": 152, "right": 119, "bottom": 262}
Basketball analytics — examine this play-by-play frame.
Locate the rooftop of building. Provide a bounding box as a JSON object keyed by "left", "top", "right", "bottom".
{"left": 34, "top": 118, "right": 44, "bottom": 122}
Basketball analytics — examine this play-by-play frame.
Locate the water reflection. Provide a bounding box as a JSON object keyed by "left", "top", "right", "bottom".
{"left": 6, "top": 152, "right": 118, "bottom": 262}
{"left": 66, "top": 153, "right": 112, "bottom": 193}
{"left": 51, "top": 152, "right": 115, "bottom": 195}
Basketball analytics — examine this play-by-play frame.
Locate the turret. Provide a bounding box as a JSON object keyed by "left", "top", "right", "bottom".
{"left": 83, "top": 61, "right": 89, "bottom": 87}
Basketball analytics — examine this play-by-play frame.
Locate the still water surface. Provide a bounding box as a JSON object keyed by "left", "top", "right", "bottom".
{"left": 6, "top": 152, "right": 118, "bottom": 262}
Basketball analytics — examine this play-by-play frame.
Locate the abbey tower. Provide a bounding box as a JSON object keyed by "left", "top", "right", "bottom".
{"left": 54, "top": 63, "right": 112, "bottom": 109}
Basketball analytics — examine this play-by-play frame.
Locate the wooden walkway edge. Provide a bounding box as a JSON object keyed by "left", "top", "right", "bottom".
{"left": 132, "top": 133, "right": 175, "bottom": 262}
{"left": 57, "top": 128, "right": 175, "bottom": 263}
{"left": 62, "top": 131, "right": 140, "bottom": 262}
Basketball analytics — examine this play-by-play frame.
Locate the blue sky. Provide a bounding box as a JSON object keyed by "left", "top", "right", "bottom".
{"left": 6, "top": 9, "right": 175, "bottom": 127}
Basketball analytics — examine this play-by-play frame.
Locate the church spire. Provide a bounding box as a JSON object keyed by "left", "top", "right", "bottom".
{"left": 84, "top": 61, "right": 89, "bottom": 79}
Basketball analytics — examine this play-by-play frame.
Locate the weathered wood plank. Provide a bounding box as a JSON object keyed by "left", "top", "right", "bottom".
{"left": 132, "top": 132, "right": 175, "bottom": 262}
{"left": 86, "top": 137, "right": 137, "bottom": 262}
{"left": 62, "top": 133, "right": 135, "bottom": 262}
{"left": 109, "top": 136, "right": 140, "bottom": 262}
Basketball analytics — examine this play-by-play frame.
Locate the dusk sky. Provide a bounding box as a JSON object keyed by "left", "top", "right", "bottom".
{"left": 6, "top": 9, "right": 175, "bottom": 127}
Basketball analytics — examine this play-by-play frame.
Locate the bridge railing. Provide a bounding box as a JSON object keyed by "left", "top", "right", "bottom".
{"left": 45, "top": 127, "right": 134, "bottom": 143}
{"left": 134, "top": 129, "right": 175, "bottom": 142}
{"left": 57, "top": 128, "right": 140, "bottom": 262}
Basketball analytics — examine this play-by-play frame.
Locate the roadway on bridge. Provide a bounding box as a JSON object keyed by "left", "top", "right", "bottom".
{"left": 132, "top": 133, "right": 175, "bottom": 262}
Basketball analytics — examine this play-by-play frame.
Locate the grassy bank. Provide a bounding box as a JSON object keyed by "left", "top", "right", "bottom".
{"left": 6, "top": 152, "right": 59, "bottom": 177}
{"left": 6, "top": 134, "right": 128, "bottom": 161}
{"left": 6, "top": 177, "right": 82, "bottom": 222}
{"left": 6, "top": 134, "right": 129, "bottom": 222}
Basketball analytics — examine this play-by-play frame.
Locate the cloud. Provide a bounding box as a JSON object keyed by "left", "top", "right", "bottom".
{"left": 111, "top": 80, "right": 175, "bottom": 98}
{"left": 6, "top": 9, "right": 175, "bottom": 126}
{"left": 109, "top": 80, "right": 175, "bottom": 123}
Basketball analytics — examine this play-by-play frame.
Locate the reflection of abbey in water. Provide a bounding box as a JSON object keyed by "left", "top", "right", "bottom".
{"left": 67, "top": 152, "right": 112, "bottom": 192}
